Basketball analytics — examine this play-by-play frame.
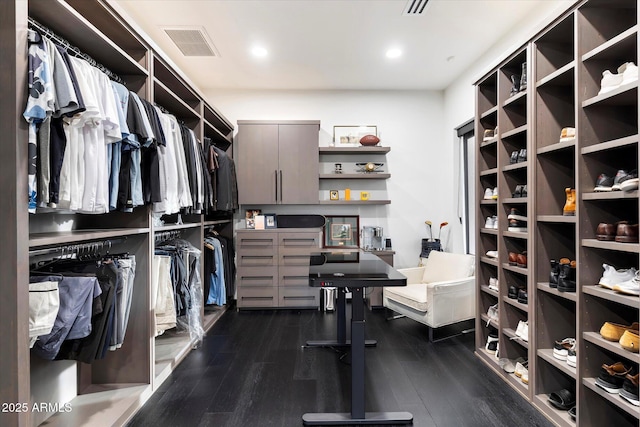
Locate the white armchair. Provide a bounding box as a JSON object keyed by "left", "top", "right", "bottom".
{"left": 383, "top": 250, "right": 476, "bottom": 341}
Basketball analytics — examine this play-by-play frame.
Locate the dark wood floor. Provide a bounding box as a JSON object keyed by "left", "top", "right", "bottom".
{"left": 127, "top": 307, "right": 553, "bottom": 427}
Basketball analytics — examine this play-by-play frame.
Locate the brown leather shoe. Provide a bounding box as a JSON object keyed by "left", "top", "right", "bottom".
{"left": 516, "top": 252, "right": 527, "bottom": 268}
{"left": 509, "top": 252, "right": 518, "bottom": 266}
{"left": 616, "top": 223, "right": 639, "bottom": 243}
{"left": 596, "top": 223, "right": 616, "bottom": 241}
{"left": 600, "top": 321, "right": 640, "bottom": 341}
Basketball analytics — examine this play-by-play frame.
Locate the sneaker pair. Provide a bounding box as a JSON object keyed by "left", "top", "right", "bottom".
{"left": 487, "top": 304, "right": 498, "bottom": 326}
{"left": 509, "top": 149, "right": 527, "bottom": 164}
{"left": 613, "top": 271, "right": 640, "bottom": 296}
{"left": 485, "top": 250, "right": 498, "bottom": 259}
{"left": 599, "top": 62, "right": 639, "bottom": 95}
{"left": 488, "top": 277, "right": 499, "bottom": 292}
{"left": 559, "top": 127, "right": 575, "bottom": 142}
{"left": 483, "top": 187, "right": 498, "bottom": 200}
{"left": 484, "top": 215, "right": 498, "bottom": 229}
{"left": 513, "top": 320, "right": 528, "bottom": 342}
{"left": 612, "top": 169, "right": 639, "bottom": 192}
{"left": 485, "top": 332, "right": 499, "bottom": 354}
{"left": 620, "top": 373, "right": 640, "bottom": 406}
{"left": 596, "top": 361, "right": 634, "bottom": 394}
{"left": 599, "top": 263, "right": 638, "bottom": 291}
{"left": 507, "top": 208, "right": 527, "bottom": 232}
{"left": 514, "top": 359, "right": 528, "bottom": 384}
{"left": 553, "top": 338, "right": 576, "bottom": 368}
{"left": 512, "top": 184, "right": 527, "bottom": 198}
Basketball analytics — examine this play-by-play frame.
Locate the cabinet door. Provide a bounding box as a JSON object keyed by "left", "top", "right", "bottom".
{"left": 237, "top": 124, "right": 279, "bottom": 204}
{"left": 278, "top": 124, "right": 319, "bottom": 204}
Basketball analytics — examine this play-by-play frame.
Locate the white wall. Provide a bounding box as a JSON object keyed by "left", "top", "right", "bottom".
{"left": 206, "top": 89, "right": 450, "bottom": 268}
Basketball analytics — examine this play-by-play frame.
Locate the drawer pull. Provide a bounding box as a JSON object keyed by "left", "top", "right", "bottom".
{"left": 241, "top": 296, "right": 274, "bottom": 300}
{"left": 283, "top": 296, "right": 316, "bottom": 300}
{"left": 242, "top": 255, "right": 274, "bottom": 259}
{"left": 241, "top": 276, "right": 274, "bottom": 280}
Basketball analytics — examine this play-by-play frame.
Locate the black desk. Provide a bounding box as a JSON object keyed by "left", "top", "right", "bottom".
{"left": 303, "top": 251, "right": 412, "bottom": 426}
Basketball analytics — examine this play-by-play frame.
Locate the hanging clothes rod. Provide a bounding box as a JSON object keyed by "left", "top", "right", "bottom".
{"left": 155, "top": 230, "right": 183, "bottom": 242}
{"left": 29, "top": 237, "right": 127, "bottom": 257}
{"left": 27, "top": 17, "right": 125, "bottom": 85}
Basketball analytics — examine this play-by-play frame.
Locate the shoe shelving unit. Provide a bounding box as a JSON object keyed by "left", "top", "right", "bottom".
{"left": 475, "top": 1, "right": 640, "bottom": 426}
{"left": 1, "top": 1, "right": 234, "bottom": 426}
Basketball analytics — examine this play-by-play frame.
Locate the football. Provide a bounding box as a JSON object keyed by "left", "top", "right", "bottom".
{"left": 359, "top": 134, "right": 380, "bottom": 146}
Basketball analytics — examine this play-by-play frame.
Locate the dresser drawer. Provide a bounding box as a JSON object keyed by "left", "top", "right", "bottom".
{"left": 278, "top": 287, "right": 319, "bottom": 308}
{"left": 237, "top": 231, "right": 278, "bottom": 251}
{"left": 279, "top": 265, "right": 311, "bottom": 287}
{"left": 237, "top": 287, "right": 278, "bottom": 308}
{"left": 238, "top": 253, "right": 277, "bottom": 267}
{"left": 279, "top": 249, "right": 313, "bottom": 266}
{"left": 278, "top": 232, "right": 320, "bottom": 248}
{"left": 236, "top": 266, "right": 278, "bottom": 287}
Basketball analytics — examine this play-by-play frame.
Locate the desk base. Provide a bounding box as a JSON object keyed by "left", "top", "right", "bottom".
{"left": 304, "top": 339, "right": 377, "bottom": 348}
{"left": 302, "top": 411, "right": 413, "bottom": 425}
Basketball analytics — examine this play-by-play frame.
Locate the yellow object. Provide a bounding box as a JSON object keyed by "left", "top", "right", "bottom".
{"left": 620, "top": 330, "right": 640, "bottom": 353}
{"left": 345, "top": 188, "right": 351, "bottom": 200}
{"left": 600, "top": 321, "right": 639, "bottom": 342}
{"left": 360, "top": 191, "right": 370, "bottom": 201}
{"left": 563, "top": 188, "right": 576, "bottom": 216}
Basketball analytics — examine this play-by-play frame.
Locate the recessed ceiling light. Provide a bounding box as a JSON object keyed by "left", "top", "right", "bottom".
{"left": 386, "top": 48, "right": 402, "bottom": 59}
{"left": 251, "top": 46, "right": 268, "bottom": 58}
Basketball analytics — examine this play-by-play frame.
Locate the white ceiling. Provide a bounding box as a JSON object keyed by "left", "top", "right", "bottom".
{"left": 112, "top": 0, "right": 566, "bottom": 92}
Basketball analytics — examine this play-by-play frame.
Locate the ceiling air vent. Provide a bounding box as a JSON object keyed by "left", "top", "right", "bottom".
{"left": 404, "top": 0, "right": 431, "bottom": 15}
{"left": 163, "top": 27, "right": 219, "bottom": 57}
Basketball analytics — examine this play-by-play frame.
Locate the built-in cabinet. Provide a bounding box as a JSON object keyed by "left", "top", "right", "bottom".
{"left": 236, "top": 120, "right": 320, "bottom": 205}
{"left": 236, "top": 229, "right": 321, "bottom": 309}
{"left": 1, "top": 1, "right": 235, "bottom": 426}
{"left": 475, "top": 1, "right": 640, "bottom": 426}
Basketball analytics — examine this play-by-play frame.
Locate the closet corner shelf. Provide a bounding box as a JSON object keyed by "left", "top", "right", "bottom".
{"left": 502, "top": 197, "right": 528, "bottom": 204}
{"left": 536, "top": 215, "right": 577, "bottom": 224}
{"left": 155, "top": 222, "right": 201, "bottom": 232}
{"left": 582, "top": 285, "right": 640, "bottom": 309}
{"left": 480, "top": 284, "right": 499, "bottom": 297}
{"left": 581, "top": 134, "right": 639, "bottom": 155}
{"left": 319, "top": 200, "right": 391, "bottom": 205}
{"left": 503, "top": 296, "right": 528, "bottom": 312}
{"left": 583, "top": 377, "right": 640, "bottom": 419}
{"left": 584, "top": 332, "right": 640, "bottom": 364}
{"left": 536, "top": 139, "right": 576, "bottom": 155}
{"left": 503, "top": 230, "right": 528, "bottom": 240}
{"left": 535, "top": 61, "right": 575, "bottom": 88}
{"left": 29, "top": 228, "right": 149, "bottom": 248}
{"left": 502, "top": 163, "right": 527, "bottom": 173}
{"left": 480, "top": 228, "right": 498, "bottom": 235}
{"left": 503, "top": 90, "right": 527, "bottom": 107}
{"left": 501, "top": 124, "right": 528, "bottom": 140}
{"left": 318, "top": 146, "right": 390, "bottom": 154}
{"left": 582, "top": 191, "right": 639, "bottom": 200}
{"left": 537, "top": 348, "right": 577, "bottom": 378}
{"left": 479, "top": 168, "right": 498, "bottom": 177}
{"left": 582, "top": 83, "right": 637, "bottom": 108}
{"left": 480, "top": 106, "right": 498, "bottom": 119}
{"left": 319, "top": 173, "right": 391, "bottom": 179}
{"left": 581, "top": 239, "right": 640, "bottom": 254}
{"left": 480, "top": 138, "right": 497, "bottom": 148}
{"left": 537, "top": 282, "right": 578, "bottom": 302}
{"left": 581, "top": 25, "right": 638, "bottom": 63}
{"left": 502, "top": 328, "right": 529, "bottom": 349}
{"left": 502, "top": 263, "right": 528, "bottom": 275}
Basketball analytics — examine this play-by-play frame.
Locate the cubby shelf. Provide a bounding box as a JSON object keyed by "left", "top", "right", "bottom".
{"left": 532, "top": 395, "right": 575, "bottom": 427}
{"left": 503, "top": 230, "right": 528, "bottom": 239}
{"left": 581, "top": 134, "right": 639, "bottom": 154}
{"left": 583, "top": 285, "right": 640, "bottom": 309}
{"left": 537, "top": 282, "right": 578, "bottom": 302}
{"left": 503, "top": 328, "right": 529, "bottom": 349}
{"left": 318, "top": 146, "right": 390, "bottom": 154}
{"left": 536, "top": 215, "right": 577, "bottom": 223}
{"left": 502, "top": 263, "right": 529, "bottom": 275}
{"left": 581, "top": 25, "right": 638, "bottom": 62}
{"left": 504, "top": 297, "right": 528, "bottom": 312}
{"left": 536, "top": 61, "right": 575, "bottom": 88}
{"left": 536, "top": 139, "right": 576, "bottom": 155}
{"left": 480, "top": 285, "right": 499, "bottom": 297}
{"left": 480, "top": 168, "right": 498, "bottom": 176}
{"left": 319, "top": 173, "right": 390, "bottom": 179}
{"left": 582, "top": 83, "right": 638, "bottom": 108}
{"left": 537, "top": 349, "right": 577, "bottom": 378}
{"left": 29, "top": 228, "right": 149, "bottom": 248}
{"left": 581, "top": 239, "right": 640, "bottom": 253}
{"left": 583, "top": 378, "right": 640, "bottom": 419}
{"left": 583, "top": 332, "right": 640, "bottom": 364}
{"left": 582, "top": 191, "right": 639, "bottom": 201}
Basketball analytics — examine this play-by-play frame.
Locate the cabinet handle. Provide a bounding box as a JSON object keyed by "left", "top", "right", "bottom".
{"left": 274, "top": 170, "right": 278, "bottom": 201}
{"left": 241, "top": 296, "right": 273, "bottom": 300}
{"left": 283, "top": 296, "right": 315, "bottom": 300}
{"left": 279, "top": 170, "right": 283, "bottom": 202}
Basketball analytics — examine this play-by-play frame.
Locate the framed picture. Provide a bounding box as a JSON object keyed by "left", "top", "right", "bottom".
{"left": 264, "top": 213, "right": 277, "bottom": 229}
{"left": 245, "top": 209, "right": 262, "bottom": 229}
{"left": 329, "top": 190, "right": 339, "bottom": 200}
{"left": 323, "top": 215, "right": 360, "bottom": 248}
{"left": 333, "top": 125, "right": 378, "bottom": 146}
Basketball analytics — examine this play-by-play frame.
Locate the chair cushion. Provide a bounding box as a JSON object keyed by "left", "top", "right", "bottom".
{"left": 422, "top": 251, "right": 474, "bottom": 283}
{"left": 384, "top": 284, "right": 429, "bottom": 312}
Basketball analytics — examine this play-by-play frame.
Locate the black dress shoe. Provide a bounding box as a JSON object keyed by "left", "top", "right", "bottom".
{"left": 549, "top": 260, "right": 559, "bottom": 287}
{"left": 508, "top": 285, "right": 518, "bottom": 299}
{"left": 558, "top": 262, "right": 576, "bottom": 292}
{"left": 517, "top": 148, "right": 527, "bottom": 163}
{"left": 517, "top": 289, "right": 528, "bottom": 304}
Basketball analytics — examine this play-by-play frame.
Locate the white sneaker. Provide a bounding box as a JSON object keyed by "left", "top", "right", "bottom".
{"left": 492, "top": 187, "right": 498, "bottom": 200}
{"left": 598, "top": 264, "right": 637, "bottom": 290}
{"left": 613, "top": 271, "right": 640, "bottom": 296}
{"left": 485, "top": 333, "right": 499, "bottom": 354}
{"left": 514, "top": 320, "right": 528, "bottom": 342}
{"left": 553, "top": 337, "right": 576, "bottom": 361}
{"left": 599, "top": 69, "right": 623, "bottom": 94}
{"left": 486, "top": 250, "right": 498, "bottom": 259}
{"left": 488, "top": 277, "right": 499, "bottom": 291}
{"left": 514, "top": 360, "right": 528, "bottom": 378}
{"left": 483, "top": 188, "right": 493, "bottom": 200}
{"left": 484, "top": 216, "right": 497, "bottom": 229}
{"left": 619, "top": 62, "right": 638, "bottom": 86}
